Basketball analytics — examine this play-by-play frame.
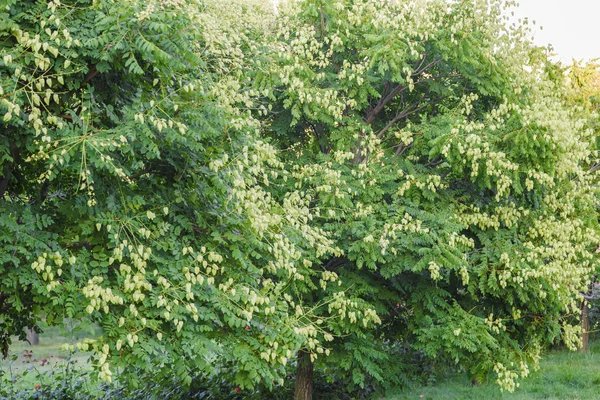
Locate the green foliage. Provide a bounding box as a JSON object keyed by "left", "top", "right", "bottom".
{"left": 1, "top": 0, "right": 599, "bottom": 396}
{"left": 392, "top": 341, "right": 600, "bottom": 400}
{"left": 567, "top": 59, "right": 600, "bottom": 112}
{"left": 257, "top": 0, "right": 600, "bottom": 393}
{"left": 0, "top": 0, "right": 374, "bottom": 392}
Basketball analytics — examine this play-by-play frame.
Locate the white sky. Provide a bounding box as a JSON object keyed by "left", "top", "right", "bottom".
{"left": 511, "top": 0, "right": 600, "bottom": 63}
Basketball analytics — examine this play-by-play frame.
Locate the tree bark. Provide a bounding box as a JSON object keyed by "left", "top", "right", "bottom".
{"left": 294, "top": 350, "right": 313, "bottom": 400}
{"left": 0, "top": 165, "right": 10, "bottom": 198}
{"left": 26, "top": 328, "right": 39, "bottom": 346}
{"left": 581, "top": 300, "right": 590, "bottom": 353}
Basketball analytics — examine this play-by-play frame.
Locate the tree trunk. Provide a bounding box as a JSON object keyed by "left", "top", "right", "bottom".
{"left": 294, "top": 350, "right": 313, "bottom": 400}
{"left": 581, "top": 300, "right": 590, "bottom": 353}
{"left": 26, "top": 328, "right": 39, "bottom": 346}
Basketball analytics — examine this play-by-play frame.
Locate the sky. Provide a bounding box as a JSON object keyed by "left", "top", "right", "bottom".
{"left": 511, "top": 0, "right": 599, "bottom": 63}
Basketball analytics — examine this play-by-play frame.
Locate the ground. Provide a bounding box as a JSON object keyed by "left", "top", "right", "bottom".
{"left": 3, "top": 325, "right": 600, "bottom": 399}
{"left": 392, "top": 341, "right": 600, "bottom": 400}
{"left": 0, "top": 322, "right": 100, "bottom": 392}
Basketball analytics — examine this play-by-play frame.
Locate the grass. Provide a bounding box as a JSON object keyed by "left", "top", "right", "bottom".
{"left": 390, "top": 341, "right": 600, "bottom": 400}
{"left": 0, "top": 321, "right": 101, "bottom": 392}
{"left": 4, "top": 324, "right": 600, "bottom": 399}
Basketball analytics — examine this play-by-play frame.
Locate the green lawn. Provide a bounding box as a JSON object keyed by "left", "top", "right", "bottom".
{"left": 390, "top": 342, "right": 600, "bottom": 400}
{"left": 0, "top": 321, "right": 101, "bottom": 392}
{"left": 4, "top": 325, "right": 600, "bottom": 399}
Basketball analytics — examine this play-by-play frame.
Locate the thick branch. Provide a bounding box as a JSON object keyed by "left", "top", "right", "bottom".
{"left": 364, "top": 56, "right": 439, "bottom": 125}
{"left": 0, "top": 143, "right": 18, "bottom": 198}
{"left": 39, "top": 180, "right": 50, "bottom": 203}
{"left": 353, "top": 95, "right": 431, "bottom": 163}
{"left": 128, "top": 167, "right": 153, "bottom": 180}
{"left": 365, "top": 84, "right": 409, "bottom": 124}
{"left": 582, "top": 293, "right": 600, "bottom": 300}
{"left": 394, "top": 143, "right": 410, "bottom": 157}
{"left": 376, "top": 97, "right": 432, "bottom": 139}
{"left": 323, "top": 256, "right": 346, "bottom": 271}
{"left": 83, "top": 64, "right": 98, "bottom": 84}
{"left": 0, "top": 167, "right": 9, "bottom": 198}
{"left": 414, "top": 57, "right": 440, "bottom": 75}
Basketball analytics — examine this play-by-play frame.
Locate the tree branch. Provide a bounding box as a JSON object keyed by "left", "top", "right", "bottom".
{"left": 0, "top": 143, "right": 19, "bottom": 198}
{"left": 365, "top": 84, "right": 409, "bottom": 124}
{"left": 28, "top": 180, "right": 50, "bottom": 205}
{"left": 394, "top": 142, "right": 411, "bottom": 157}
{"left": 65, "top": 241, "right": 94, "bottom": 250}
{"left": 128, "top": 167, "right": 153, "bottom": 180}
{"left": 589, "top": 162, "right": 600, "bottom": 173}
{"left": 83, "top": 64, "right": 98, "bottom": 84}
{"left": 319, "top": 5, "right": 327, "bottom": 37}
{"left": 0, "top": 166, "right": 10, "bottom": 198}
{"left": 364, "top": 56, "right": 439, "bottom": 125}
{"left": 376, "top": 98, "right": 430, "bottom": 139}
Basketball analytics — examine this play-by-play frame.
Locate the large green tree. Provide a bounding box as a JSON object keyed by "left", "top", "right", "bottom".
{"left": 0, "top": 0, "right": 377, "bottom": 392}
{"left": 254, "top": 0, "right": 600, "bottom": 396}
{"left": 1, "top": 0, "right": 599, "bottom": 398}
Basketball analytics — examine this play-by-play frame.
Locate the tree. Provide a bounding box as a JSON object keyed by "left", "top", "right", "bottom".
{"left": 255, "top": 0, "right": 600, "bottom": 396}
{"left": 2, "top": 0, "right": 598, "bottom": 397}
{"left": 567, "top": 59, "right": 600, "bottom": 112}
{"left": 0, "top": 0, "right": 376, "bottom": 391}
{"left": 564, "top": 59, "right": 600, "bottom": 352}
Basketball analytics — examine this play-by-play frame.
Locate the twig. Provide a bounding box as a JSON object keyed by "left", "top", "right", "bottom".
{"left": 319, "top": 5, "right": 326, "bottom": 37}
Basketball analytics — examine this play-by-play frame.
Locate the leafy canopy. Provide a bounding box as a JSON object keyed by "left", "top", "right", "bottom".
{"left": 1, "top": 0, "right": 599, "bottom": 395}
{"left": 0, "top": 0, "right": 377, "bottom": 390}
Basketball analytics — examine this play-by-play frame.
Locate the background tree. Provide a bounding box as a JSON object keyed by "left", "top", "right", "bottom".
{"left": 563, "top": 59, "right": 600, "bottom": 352}
{"left": 255, "top": 0, "right": 600, "bottom": 396}
{"left": 567, "top": 59, "right": 600, "bottom": 112}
